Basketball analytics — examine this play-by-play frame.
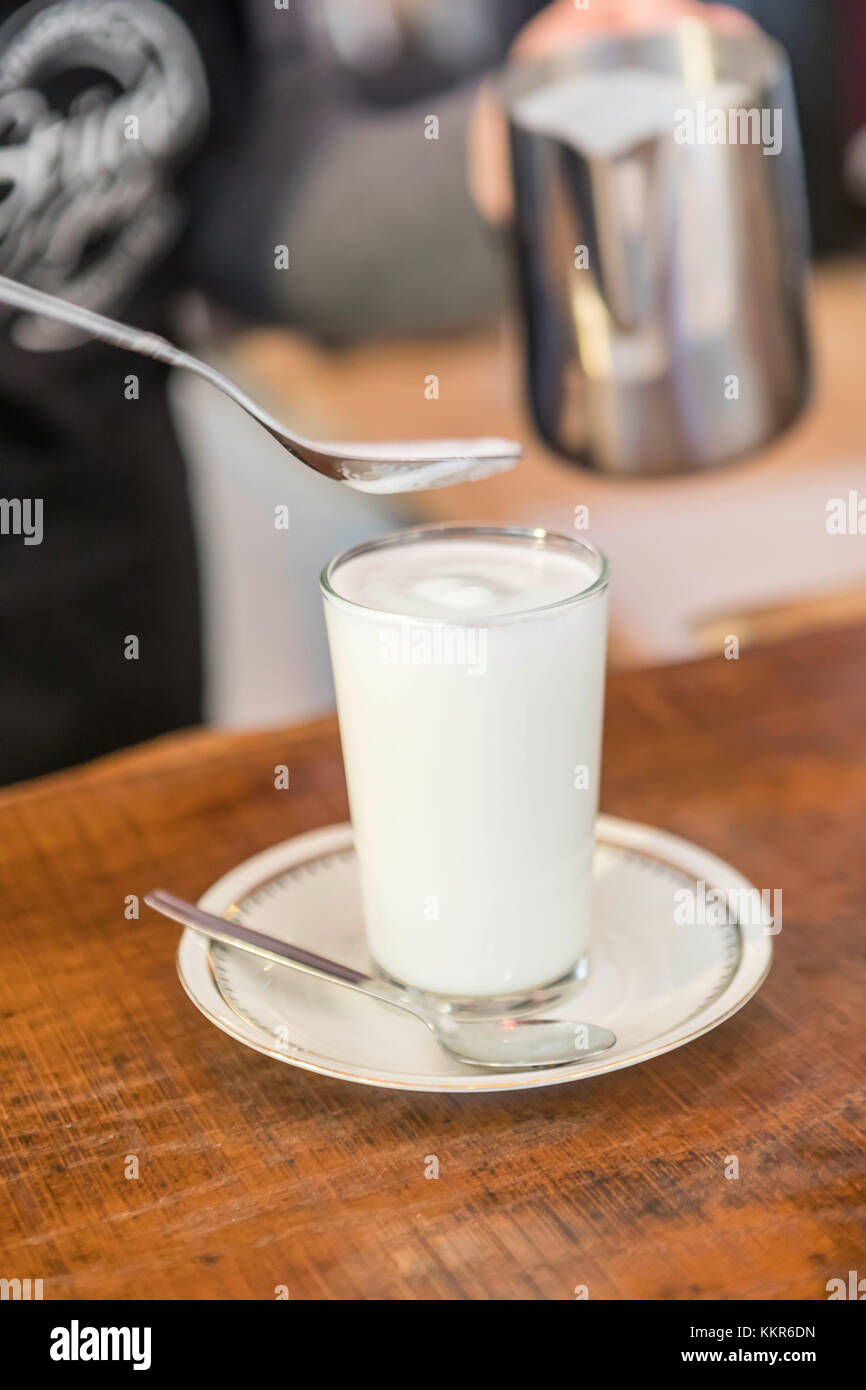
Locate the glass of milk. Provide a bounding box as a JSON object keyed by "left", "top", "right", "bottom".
{"left": 321, "top": 524, "right": 609, "bottom": 1004}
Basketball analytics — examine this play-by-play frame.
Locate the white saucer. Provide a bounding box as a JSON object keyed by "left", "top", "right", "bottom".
{"left": 177, "top": 816, "right": 772, "bottom": 1093}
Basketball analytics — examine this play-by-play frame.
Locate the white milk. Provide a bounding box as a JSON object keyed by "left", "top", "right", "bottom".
{"left": 322, "top": 530, "right": 609, "bottom": 998}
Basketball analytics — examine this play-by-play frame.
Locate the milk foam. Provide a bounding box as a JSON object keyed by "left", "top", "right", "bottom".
{"left": 513, "top": 68, "right": 751, "bottom": 158}
{"left": 331, "top": 536, "right": 598, "bottom": 621}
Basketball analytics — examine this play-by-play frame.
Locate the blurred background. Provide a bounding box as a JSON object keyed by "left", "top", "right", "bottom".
{"left": 1, "top": 0, "right": 865, "bottom": 785}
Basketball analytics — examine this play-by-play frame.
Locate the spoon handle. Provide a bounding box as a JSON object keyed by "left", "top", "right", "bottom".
{"left": 145, "top": 889, "right": 409, "bottom": 1006}
{"left": 0, "top": 274, "right": 321, "bottom": 454}
{"left": 0, "top": 273, "right": 184, "bottom": 366}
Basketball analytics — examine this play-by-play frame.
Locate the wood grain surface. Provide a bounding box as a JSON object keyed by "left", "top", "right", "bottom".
{"left": 0, "top": 625, "right": 864, "bottom": 1301}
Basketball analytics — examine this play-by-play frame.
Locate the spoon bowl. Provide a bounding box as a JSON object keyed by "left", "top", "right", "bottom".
{"left": 432, "top": 1015, "right": 617, "bottom": 1068}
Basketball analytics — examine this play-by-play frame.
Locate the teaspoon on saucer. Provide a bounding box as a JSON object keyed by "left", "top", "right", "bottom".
{"left": 145, "top": 889, "right": 615, "bottom": 1069}
{"left": 0, "top": 274, "right": 522, "bottom": 493}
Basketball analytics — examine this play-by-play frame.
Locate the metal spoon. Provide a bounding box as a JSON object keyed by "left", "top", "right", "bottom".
{"left": 145, "top": 889, "right": 615, "bottom": 1070}
{"left": 0, "top": 274, "right": 521, "bottom": 493}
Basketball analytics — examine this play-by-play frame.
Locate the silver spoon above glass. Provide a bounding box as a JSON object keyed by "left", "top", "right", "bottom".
{"left": 0, "top": 274, "right": 522, "bottom": 493}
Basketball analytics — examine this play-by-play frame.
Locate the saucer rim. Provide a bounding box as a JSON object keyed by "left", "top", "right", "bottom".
{"left": 176, "top": 816, "right": 773, "bottom": 1093}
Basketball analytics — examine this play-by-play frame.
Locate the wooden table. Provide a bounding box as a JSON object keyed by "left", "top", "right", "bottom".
{"left": 1, "top": 624, "right": 863, "bottom": 1301}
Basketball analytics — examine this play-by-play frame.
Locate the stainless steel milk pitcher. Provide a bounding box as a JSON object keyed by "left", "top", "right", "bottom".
{"left": 501, "top": 21, "right": 811, "bottom": 476}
